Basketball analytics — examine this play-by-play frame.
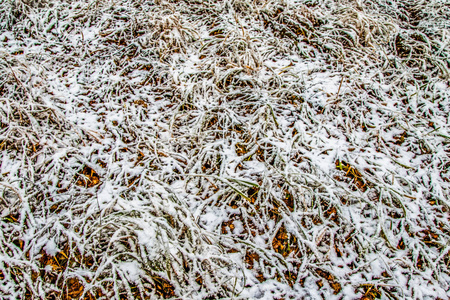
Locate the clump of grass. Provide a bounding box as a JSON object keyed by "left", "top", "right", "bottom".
{"left": 0, "top": 0, "right": 48, "bottom": 30}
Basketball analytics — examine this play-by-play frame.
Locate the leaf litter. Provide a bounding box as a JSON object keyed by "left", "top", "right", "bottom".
{"left": 0, "top": 0, "right": 449, "bottom": 299}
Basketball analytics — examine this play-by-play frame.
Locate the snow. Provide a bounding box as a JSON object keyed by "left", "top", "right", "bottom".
{"left": 0, "top": 0, "right": 449, "bottom": 299}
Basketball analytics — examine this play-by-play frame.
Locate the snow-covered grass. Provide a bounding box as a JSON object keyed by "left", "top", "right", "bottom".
{"left": 0, "top": 0, "right": 449, "bottom": 299}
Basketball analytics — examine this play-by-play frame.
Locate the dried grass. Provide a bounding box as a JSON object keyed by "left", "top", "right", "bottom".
{"left": 0, "top": 0, "right": 449, "bottom": 299}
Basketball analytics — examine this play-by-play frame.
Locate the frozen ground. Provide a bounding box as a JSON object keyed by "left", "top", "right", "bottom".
{"left": 0, "top": 0, "right": 449, "bottom": 299}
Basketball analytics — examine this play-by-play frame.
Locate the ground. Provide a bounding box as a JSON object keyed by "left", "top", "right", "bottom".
{"left": 0, "top": 0, "right": 449, "bottom": 299}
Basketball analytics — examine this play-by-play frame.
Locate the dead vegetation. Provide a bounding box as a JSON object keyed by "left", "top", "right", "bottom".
{"left": 0, "top": 0, "right": 449, "bottom": 299}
